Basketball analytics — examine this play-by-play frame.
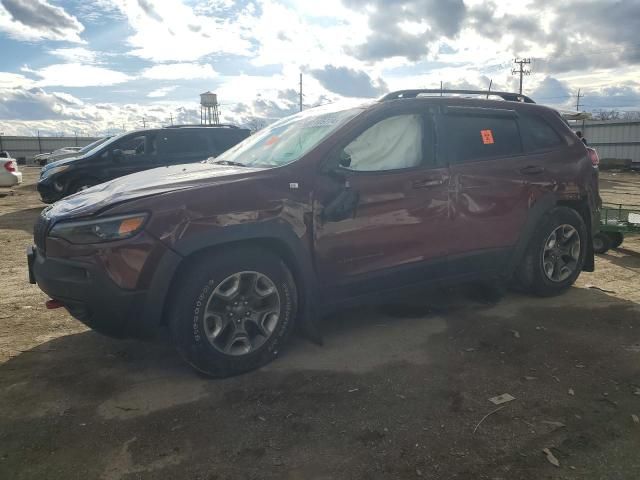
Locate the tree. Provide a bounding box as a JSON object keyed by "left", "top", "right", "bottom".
{"left": 592, "top": 109, "right": 621, "bottom": 121}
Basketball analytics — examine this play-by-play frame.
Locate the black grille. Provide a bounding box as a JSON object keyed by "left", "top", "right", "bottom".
{"left": 33, "top": 211, "right": 50, "bottom": 251}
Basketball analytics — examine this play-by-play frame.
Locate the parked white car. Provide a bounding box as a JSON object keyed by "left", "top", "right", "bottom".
{"left": 0, "top": 157, "right": 22, "bottom": 187}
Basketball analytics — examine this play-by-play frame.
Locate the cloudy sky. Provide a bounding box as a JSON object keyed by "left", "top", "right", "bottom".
{"left": 0, "top": 0, "right": 639, "bottom": 136}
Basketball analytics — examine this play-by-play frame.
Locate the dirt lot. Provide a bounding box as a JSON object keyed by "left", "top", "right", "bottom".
{"left": 1, "top": 168, "right": 640, "bottom": 480}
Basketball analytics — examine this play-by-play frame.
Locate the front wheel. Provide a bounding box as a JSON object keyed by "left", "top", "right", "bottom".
{"left": 169, "top": 247, "right": 297, "bottom": 377}
{"left": 516, "top": 207, "right": 587, "bottom": 297}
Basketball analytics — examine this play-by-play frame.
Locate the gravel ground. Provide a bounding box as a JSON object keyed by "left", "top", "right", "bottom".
{"left": 1, "top": 167, "right": 639, "bottom": 480}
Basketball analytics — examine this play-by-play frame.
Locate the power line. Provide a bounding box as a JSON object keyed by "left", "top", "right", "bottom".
{"left": 512, "top": 58, "right": 531, "bottom": 94}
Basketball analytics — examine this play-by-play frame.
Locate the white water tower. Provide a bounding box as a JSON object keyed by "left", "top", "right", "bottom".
{"left": 200, "top": 91, "right": 220, "bottom": 125}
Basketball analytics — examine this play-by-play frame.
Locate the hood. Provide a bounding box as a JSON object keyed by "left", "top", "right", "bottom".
{"left": 42, "top": 154, "right": 86, "bottom": 171}
{"left": 47, "top": 161, "right": 265, "bottom": 219}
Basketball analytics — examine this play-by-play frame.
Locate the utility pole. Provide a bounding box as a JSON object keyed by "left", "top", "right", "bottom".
{"left": 576, "top": 89, "right": 583, "bottom": 111}
{"left": 299, "top": 73, "right": 303, "bottom": 112}
{"left": 170, "top": 113, "right": 174, "bottom": 126}
{"left": 440, "top": 80, "right": 443, "bottom": 96}
{"left": 142, "top": 117, "right": 147, "bottom": 128}
{"left": 511, "top": 58, "right": 531, "bottom": 94}
{"left": 487, "top": 79, "right": 493, "bottom": 98}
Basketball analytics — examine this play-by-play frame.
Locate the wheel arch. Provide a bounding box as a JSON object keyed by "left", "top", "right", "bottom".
{"left": 507, "top": 193, "right": 595, "bottom": 276}
{"left": 158, "top": 227, "right": 321, "bottom": 342}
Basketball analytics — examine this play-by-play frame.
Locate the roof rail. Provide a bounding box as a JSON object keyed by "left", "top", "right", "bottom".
{"left": 163, "top": 124, "right": 240, "bottom": 129}
{"left": 380, "top": 89, "right": 535, "bottom": 104}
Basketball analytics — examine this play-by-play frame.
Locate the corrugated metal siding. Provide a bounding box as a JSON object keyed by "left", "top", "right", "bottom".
{"left": 572, "top": 121, "right": 640, "bottom": 164}
{"left": 0, "top": 136, "right": 99, "bottom": 163}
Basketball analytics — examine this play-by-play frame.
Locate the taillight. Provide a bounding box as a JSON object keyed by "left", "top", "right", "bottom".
{"left": 3, "top": 160, "right": 16, "bottom": 172}
{"left": 587, "top": 148, "right": 599, "bottom": 167}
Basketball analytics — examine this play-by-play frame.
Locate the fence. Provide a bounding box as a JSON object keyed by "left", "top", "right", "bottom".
{"left": 0, "top": 135, "right": 100, "bottom": 164}
{"left": 571, "top": 120, "right": 640, "bottom": 167}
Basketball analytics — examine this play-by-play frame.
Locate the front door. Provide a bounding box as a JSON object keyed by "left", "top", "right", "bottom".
{"left": 314, "top": 110, "right": 450, "bottom": 300}
{"left": 104, "top": 132, "right": 159, "bottom": 179}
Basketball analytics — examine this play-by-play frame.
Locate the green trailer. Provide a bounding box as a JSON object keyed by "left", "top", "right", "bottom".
{"left": 593, "top": 203, "right": 640, "bottom": 253}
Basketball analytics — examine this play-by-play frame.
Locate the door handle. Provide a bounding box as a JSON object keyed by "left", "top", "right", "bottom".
{"left": 412, "top": 178, "right": 445, "bottom": 188}
{"left": 519, "top": 165, "right": 545, "bottom": 175}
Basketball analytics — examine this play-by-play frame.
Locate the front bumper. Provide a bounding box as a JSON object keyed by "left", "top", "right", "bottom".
{"left": 28, "top": 243, "right": 182, "bottom": 339}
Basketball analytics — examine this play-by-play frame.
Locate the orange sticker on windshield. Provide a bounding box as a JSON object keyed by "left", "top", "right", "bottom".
{"left": 265, "top": 135, "right": 280, "bottom": 146}
{"left": 481, "top": 129, "right": 494, "bottom": 144}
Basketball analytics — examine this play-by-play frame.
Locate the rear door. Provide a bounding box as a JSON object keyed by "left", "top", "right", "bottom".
{"left": 439, "top": 107, "right": 534, "bottom": 275}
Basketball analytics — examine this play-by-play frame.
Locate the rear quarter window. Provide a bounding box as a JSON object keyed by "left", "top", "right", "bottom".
{"left": 161, "top": 131, "right": 211, "bottom": 155}
{"left": 519, "top": 113, "right": 565, "bottom": 151}
{"left": 209, "top": 129, "right": 251, "bottom": 153}
{"left": 441, "top": 114, "right": 523, "bottom": 164}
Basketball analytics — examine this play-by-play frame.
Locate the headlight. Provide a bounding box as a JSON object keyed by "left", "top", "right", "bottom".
{"left": 49, "top": 213, "right": 148, "bottom": 244}
{"left": 41, "top": 165, "right": 69, "bottom": 180}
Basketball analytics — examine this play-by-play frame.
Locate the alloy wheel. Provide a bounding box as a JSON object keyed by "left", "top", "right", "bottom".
{"left": 542, "top": 224, "right": 581, "bottom": 282}
{"left": 203, "top": 271, "right": 281, "bottom": 356}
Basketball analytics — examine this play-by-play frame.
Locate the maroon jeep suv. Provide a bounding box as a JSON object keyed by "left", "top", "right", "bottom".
{"left": 28, "top": 89, "right": 601, "bottom": 377}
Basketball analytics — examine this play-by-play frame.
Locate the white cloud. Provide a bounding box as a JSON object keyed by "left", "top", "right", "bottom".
{"left": 0, "top": 72, "right": 34, "bottom": 89}
{"left": 22, "top": 63, "right": 132, "bottom": 87}
{"left": 107, "top": 0, "right": 253, "bottom": 62}
{"left": 142, "top": 63, "right": 217, "bottom": 80}
{"left": 147, "top": 85, "right": 178, "bottom": 98}
{"left": 49, "top": 47, "right": 99, "bottom": 64}
{"left": 0, "top": 0, "right": 84, "bottom": 43}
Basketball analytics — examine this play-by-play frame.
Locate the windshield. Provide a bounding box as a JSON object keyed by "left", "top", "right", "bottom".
{"left": 79, "top": 137, "right": 111, "bottom": 154}
{"left": 81, "top": 132, "right": 128, "bottom": 157}
{"left": 214, "top": 101, "right": 368, "bottom": 167}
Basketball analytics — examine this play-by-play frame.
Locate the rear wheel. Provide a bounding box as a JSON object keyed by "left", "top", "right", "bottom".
{"left": 517, "top": 207, "right": 587, "bottom": 297}
{"left": 592, "top": 232, "right": 611, "bottom": 254}
{"left": 169, "top": 247, "right": 297, "bottom": 377}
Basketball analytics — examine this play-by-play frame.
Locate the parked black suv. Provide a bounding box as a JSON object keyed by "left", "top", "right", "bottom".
{"left": 37, "top": 125, "right": 250, "bottom": 203}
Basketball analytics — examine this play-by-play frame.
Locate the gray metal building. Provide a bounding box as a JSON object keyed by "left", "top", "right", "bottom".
{"left": 0, "top": 135, "right": 99, "bottom": 164}
{"left": 572, "top": 120, "right": 640, "bottom": 167}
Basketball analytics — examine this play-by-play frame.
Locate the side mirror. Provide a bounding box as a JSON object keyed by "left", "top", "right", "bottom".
{"left": 111, "top": 148, "right": 123, "bottom": 162}
{"left": 338, "top": 150, "right": 352, "bottom": 168}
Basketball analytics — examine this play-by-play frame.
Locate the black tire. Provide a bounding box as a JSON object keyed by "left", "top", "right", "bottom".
{"left": 592, "top": 232, "right": 611, "bottom": 254}
{"left": 69, "top": 178, "right": 98, "bottom": 195}
{"left": 516, "top": 207, "right": 587, "bottom": 297}
{"left": 169, "top": 247, "right": 297, "bottom": 377}
{"left": 605, "top": 232, "right": 624, "bottom": 249}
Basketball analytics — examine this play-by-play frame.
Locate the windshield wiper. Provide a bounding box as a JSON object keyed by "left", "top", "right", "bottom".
{"left": 211, "top": 159, "right": 247, "bottom": 167}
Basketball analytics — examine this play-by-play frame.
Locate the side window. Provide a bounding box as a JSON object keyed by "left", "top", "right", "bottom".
{"left": 519, "top": 114, "right": 564, "bottom": 151}
{"left": 115, "top": 134, "right": 156, "bottom": 160}
{"left": 442, "top": 114, "right": 522, "bottom": 164}
{"left": 160, "top": 131, "right": 211, "bottom": 156}
{"left": 343, "top": 114, "right": 423, "bottom": 172}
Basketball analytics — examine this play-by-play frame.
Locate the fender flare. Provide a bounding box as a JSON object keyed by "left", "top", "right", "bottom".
{"left": 156, "top": 221, "right": 322, "bottom": 344}
{"left": 505, "top": 193, "right": 595, "bottom": 276}
{"left": 506, "top": 193, "right": 556, "bottom": 276}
